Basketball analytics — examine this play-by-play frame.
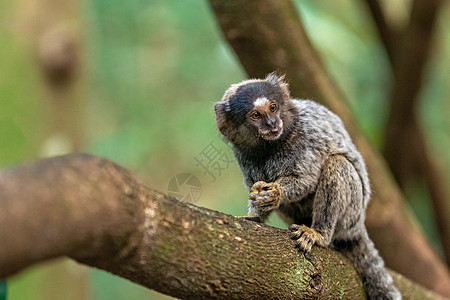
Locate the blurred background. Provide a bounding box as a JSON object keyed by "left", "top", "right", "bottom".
{"left": 0, "top": 0, "right": 449, "bottom": 299}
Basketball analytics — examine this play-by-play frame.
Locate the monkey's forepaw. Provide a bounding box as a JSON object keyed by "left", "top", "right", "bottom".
{"left": 289, "top": 224, "right": 324, "bottom": 253}
{"left": 248, "top": 181, "right": 282, "bottom": 212}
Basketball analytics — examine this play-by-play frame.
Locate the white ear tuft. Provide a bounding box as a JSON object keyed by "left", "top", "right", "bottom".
{"left": 265, "top": 72, "right": 285, "bottom": 85}
{"left": 266, "top": 72, "right": 290, "bottom": 100}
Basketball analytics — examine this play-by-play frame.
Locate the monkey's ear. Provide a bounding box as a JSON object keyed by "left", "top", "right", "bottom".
{"left": 215, "top": 101, "right": 231, "bottom": 114}
{"left": 266, "top": 72, "right": 290, "bottom": 101}
{"left": 266, "top": 72, "right": 285, "bottom": 84}
{"left": 214, "top": 102, "right": 231, "bottom": 137}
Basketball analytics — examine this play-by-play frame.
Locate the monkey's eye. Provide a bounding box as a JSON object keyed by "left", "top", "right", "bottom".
{"left": 269, "top": 103, "right": 278, "bottom": 112}
{"left": 250, "top": 111, "right": 261, "bottom": 120}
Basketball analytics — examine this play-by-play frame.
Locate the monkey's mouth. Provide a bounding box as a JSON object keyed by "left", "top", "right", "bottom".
{"left": 260, "top": 127, "right": 283, "bottom": 141}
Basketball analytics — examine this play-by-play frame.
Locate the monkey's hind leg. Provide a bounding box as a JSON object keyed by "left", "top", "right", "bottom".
{"left": 335, "top": 232, "right": 401, "bottom": 300}
{"left": 289, "top": 154, "right": 354, "bottom": 253}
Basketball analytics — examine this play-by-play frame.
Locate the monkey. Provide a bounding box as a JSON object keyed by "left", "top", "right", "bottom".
{"left": 214, "top": 73, "right": 401, "bottom": 300}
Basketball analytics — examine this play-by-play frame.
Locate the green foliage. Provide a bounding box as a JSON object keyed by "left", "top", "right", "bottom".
{"left": 90, "top": 269, "right": 161, "bottom": 300}
{"left": 0, "top": 280, "right": 6, "bottom": 300}
{"left": 0, "top": 9, "right": 46, "bottom": 166}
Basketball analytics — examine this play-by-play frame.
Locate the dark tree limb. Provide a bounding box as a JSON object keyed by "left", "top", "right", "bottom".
{"left": 0, "top": 154, "right": 446, "bottom": 299}
{"left": 384, "top": 0, "right": 450, "bottom": 267}
{"left": 364, "top": 0, "right": 450, "bottom": 266}
{"left": 208, "top": 0, "right": 450, "bottom": 297}
{"left": 362, "top": 0, "right": 399, "bottom": 69}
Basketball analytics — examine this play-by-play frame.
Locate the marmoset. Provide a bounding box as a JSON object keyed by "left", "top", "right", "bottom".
{"left": 214, "top": 73, "right": 401, "bottom": 300}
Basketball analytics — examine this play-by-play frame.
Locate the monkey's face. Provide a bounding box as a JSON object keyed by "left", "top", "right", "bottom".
{"left": 247, "top": 97, "right": 283, "bottom": 141}
{"left": 215, "top": 73, "right": 295, "bottom": 148}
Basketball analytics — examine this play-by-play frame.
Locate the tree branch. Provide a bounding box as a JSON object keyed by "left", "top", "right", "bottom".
{"left": 0, "top": 154, "right": 446, "bottom": 299}
{"left": 208, "top": 0, "right": 450, "bottom": 297}
{"left": 362, "top": 0, "right": 398, "bottom": 69}
{"left": 365, "top": 0, "right": 450, "bottom": 267}
{"left": 380, "top": 0, "right": 450, "bottom": 267}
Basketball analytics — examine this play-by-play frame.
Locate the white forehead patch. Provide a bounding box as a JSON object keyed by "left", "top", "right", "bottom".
{"left": 253, "top": 97, "right": 269, "bottom": 108}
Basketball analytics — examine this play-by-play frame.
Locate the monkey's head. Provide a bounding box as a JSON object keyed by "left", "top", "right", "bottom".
{"left": 215, "top": 73, "right": 296, "bottom": 149}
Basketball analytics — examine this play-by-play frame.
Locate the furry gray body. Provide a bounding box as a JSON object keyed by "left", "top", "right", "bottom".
{"left": 236, "top": 99, "right": 369, "bottom": 241}
{"left": 215, "top": 74, "right": 401, "bottom": 300}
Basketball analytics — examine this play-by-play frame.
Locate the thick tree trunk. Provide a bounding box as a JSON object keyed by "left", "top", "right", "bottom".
{"left": 0, "top": 154, "right": 445, "bottom": 299}
{"left": 208, "top": 0, "right": 450, "bottom": 297}
{"left": 376, "top": 0, "right": 450, "bottom": 266}
{"left": 363, "top": 1, "right": 450, "bottom": 265}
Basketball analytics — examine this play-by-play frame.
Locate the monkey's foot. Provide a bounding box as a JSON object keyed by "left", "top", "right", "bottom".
{"left": 288, "top": 224, "right": 324, "bottom": 253}
{"left": 248, "top": 181, "right": 282, "bottom": 213}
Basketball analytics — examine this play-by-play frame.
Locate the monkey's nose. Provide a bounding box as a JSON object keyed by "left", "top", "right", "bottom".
{"left": 265, "top": 117, "right": 277, "bottom": 127}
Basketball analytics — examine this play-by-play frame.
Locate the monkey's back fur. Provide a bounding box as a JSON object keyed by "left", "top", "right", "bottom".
{"left": 215, "top": 73, "right": 401, "bottom": 299}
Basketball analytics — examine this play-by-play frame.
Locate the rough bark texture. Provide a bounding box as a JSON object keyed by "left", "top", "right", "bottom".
{"left": 208, "top": 0, "right": 450, "bottom": 297}
{"left": 0, "top": 154, "right": 446, "bottom": 299}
